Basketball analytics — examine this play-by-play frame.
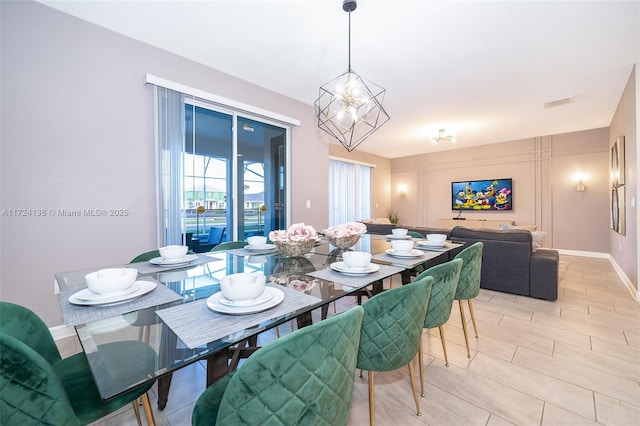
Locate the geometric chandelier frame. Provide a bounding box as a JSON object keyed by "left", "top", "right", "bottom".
{"left": 314, "top": 0, "right": 390, "bottom": 152}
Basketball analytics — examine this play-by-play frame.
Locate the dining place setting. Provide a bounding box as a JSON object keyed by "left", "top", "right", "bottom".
{"left": 206, "top": 272, "right": 285, "bottom": 315}
{"left": 58, "top": 245, "right": 207, "bottom": 326}
{"left": 67, "top": 245, "right": 199, "bottom": 308}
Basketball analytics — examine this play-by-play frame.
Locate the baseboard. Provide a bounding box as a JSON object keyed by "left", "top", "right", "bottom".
{"left": 607, "top": 255, "right": 639, "bottom": 302}
{"left": 556, "top": 249, "right": 610, "bottom": 258}
{"left": 49, "top": 324, "right": 76, "bottom": 341}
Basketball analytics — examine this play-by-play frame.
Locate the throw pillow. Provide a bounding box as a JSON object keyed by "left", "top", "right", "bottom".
{"left": 500, "top": 222, "right": 537, "bottom": 232}
{"left": 531, "top": 231, "right": 547, "bottom": 252}
{"left": 501, "top": 223, "right": 546, "bottom": 251}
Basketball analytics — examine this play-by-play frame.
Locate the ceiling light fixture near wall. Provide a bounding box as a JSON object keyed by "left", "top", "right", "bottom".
{"left": 431, "top": 129, "right": 456, "bottom": 144}
{"left": 314, "top": 0, "right": 390, "bottom": 152}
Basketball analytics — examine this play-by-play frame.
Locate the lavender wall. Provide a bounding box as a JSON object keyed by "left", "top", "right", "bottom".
{"left": 0, "top": 1, "right": 328, "bottom": 325}
{"left": 390, "top": 128, "right": 611, "bottom": 252}
{"left": 609, "top": 66, "right": 638, "bottom": 294}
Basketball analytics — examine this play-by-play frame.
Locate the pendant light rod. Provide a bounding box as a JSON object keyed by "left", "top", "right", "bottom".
{"left": 343, "top": 0, "right": 356, "bottom": 71}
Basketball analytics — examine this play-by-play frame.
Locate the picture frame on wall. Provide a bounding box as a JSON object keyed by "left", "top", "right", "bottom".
{"left": 610, "top": 136, "right": 625, "bottom": 235}
{"left": 610, "top": 136, "right": 625, "bottom": 186}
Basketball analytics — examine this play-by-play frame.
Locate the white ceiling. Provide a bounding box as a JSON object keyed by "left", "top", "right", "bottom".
{"left": 38, "top": 1, "right": 639, "bottom": 158}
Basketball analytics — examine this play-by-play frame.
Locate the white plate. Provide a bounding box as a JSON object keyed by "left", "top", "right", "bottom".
{"left": 73, "top": 285, "right": 140, "bottom": 302}
{"left": 218, "top": 291, "right": 275, "bottom": 307}
{"left": 417, "top": 240, "right": 446, "bottom": 248}
{"left": 385, "top": 234, "right": 412, "bottom": 240}
{"left": 149, "top": 254, "right": 198, "bottom": 266}
{"left": 243, "top": 244, "right": 276, "bottom": 251}
{"left": 330, "top": 262, "right": 380, "bottom": 276}
{"left": 69, "top": 281, "right": 157, "bottom": 306}
{"left": 207, "top": 287, "right": 284, "bottom": 315}
{"left": 385, "top": 248, "right": 425, "bottom": 258}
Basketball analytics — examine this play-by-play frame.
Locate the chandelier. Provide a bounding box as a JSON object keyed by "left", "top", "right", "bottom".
{"left": 314, "top": 0, "right": 390, "bottom": 152}
{"left": 431, "top": 129, "right": 456, "bottom": 144}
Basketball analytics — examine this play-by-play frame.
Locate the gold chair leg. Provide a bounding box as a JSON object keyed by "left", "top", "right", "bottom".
{"left": 439, "top": 326, "right": 449, "bottom": 367}
{"left": 368, "top": 370, "right": 376, "bottom": 426}
{"left": 419, "top": 334, "right": 425, "bottom": 397}
{"left": 132, "top": 399, "right": 142, "bottom": 426}
{"left": 459, "top": 300, "right": 471, "bottom": 358}
{"left": 468, "top": 299, "right": 479, "bottom": 338}
{"left": 407, "top": 361, "right": 421, "bottom": 416}
{"left": 141, "top": 392, "right": 156, "bottom": 426}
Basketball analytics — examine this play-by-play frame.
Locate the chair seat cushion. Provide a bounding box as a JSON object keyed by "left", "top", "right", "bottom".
{"left": 53, "top": 341, "right": 156, "bottom": 424}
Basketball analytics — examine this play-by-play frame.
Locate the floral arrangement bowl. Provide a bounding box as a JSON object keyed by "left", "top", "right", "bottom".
{"left": 269, "top": 223, "right": 318, "bottom": 257}
{"left": 323, "top": 222, "right": 367, "bottom": 249}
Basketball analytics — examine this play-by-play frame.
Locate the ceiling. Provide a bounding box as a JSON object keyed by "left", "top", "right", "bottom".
{"left": 38, "top": 1, "right": 639, "bottom": 159}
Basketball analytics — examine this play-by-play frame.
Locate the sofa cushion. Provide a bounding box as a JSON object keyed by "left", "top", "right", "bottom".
{"left": 451, "top": 226, "right": 532, "bottom": 246}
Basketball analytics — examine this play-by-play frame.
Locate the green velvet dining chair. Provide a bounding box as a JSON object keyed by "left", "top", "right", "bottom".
{"left": 210, "top": 241, "right": 247, "bottom": 252}
{"left": 129, "top": 248, "right": 195, "bottom": 263}
{"left": 454, "top": 242, "right": 483, "bottom": 358}
{"left": 414, "top": 258, "right": 463, "bottom": 397}
{"left": 0, "top": 302, "right": 157, "bottom": 426}
{"left": 356, "top": 275, "right": 434, "bottom": 426}
{"left": 191, "top": 305, "right": 364, "bottom": 426}
{"left": 130, "top": 250, "right": 162, "bottom": 263}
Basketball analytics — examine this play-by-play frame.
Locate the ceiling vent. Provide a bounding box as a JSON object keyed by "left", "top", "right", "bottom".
{"left": 544, "top": 97, "right": 573, "bottom": 109}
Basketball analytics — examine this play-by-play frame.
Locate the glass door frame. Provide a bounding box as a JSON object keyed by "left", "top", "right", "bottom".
{"left": 185, "top": 98, "right": 292, "bottom": 242}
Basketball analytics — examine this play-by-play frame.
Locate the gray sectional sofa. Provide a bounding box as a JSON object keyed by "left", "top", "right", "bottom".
{"left": 361, "top": 221, "right": 559, "bottom": 300}
{"left": 449, "top": 226, "right": 558, "bottom": 300}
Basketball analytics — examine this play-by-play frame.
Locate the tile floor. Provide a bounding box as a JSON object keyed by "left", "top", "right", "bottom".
{"left": 57, "top": 255, "right": 640, "bottom": 425}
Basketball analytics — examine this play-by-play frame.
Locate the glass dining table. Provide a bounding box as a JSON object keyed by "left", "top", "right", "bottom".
{"left": 54, "top": 234, "right": 462, "bottom": 409}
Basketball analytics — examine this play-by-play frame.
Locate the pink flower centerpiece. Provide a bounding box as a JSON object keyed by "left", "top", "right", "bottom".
{"left": 322, "top": 222, "right": 367, "bottom": 249}
{"left": 269, "top": 223, "right": 318, "bottom": 257}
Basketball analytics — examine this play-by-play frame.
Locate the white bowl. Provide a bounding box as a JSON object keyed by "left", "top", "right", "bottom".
{"left": 85, "top": 268, "right": 138, "bottom": 295}
{"left": 391, "top": 239, "right": 414, "bottom": 253}
{"left": 159, "top": 245, "right": 188, "bottom": 260}
{"left": 220, "top": 273, "right": 266, "bottom": 302}
{"left": 391, "top": 228, "right": 408, "bottom": 237}
{"left": 342, "top": 251, "right": 372, "bottom": 270}
{"left": 426, "top": 234, "right": 447, "bottom": 244}
{"left": 247, "top": 236, "right": 267, "bottom": 246}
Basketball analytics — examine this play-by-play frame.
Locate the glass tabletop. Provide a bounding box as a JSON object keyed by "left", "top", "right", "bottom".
{"left": 62, "top": 248, "right": 386, "bottom": 400}
{"left": 56, "top": 234, "right": 462, "bottom": 400}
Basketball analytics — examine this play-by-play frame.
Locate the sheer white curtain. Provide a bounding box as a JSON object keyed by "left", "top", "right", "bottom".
{"left": 328, "top": 159, "right": 371, "bottom": 226}
{"left": 155, "top": 86, "right": 185, "bottom": 246}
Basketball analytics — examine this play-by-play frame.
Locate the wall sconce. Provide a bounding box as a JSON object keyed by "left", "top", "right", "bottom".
{"left": 575, "top": 174, "right": 586, "bottom": 192}
{"left": 399, "top": 185, "right": 407, "bottom": 198}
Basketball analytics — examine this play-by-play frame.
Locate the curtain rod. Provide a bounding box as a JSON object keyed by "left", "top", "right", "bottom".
{"left": 144, "top": 74, "right": 301, "bottom": 127}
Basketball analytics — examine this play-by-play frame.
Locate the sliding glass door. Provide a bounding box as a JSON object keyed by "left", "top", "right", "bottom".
{"left": 180, "top": 101, "right": 288, "bottom": 248}
{"left": 237, "top": 117, "right": 287, "bottom": 240}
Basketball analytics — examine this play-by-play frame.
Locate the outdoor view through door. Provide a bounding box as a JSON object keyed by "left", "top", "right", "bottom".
{"left": 184, "top": 103, "right": 287, "bottom": 252}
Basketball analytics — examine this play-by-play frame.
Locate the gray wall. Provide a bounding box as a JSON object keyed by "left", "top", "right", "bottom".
{"left": 0, "top": 1, "right": 329, "bottom": 325}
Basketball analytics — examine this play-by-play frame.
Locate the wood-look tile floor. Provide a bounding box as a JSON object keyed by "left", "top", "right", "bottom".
{"left": 58, "top": 255, "right": 638, "bottom": 426}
